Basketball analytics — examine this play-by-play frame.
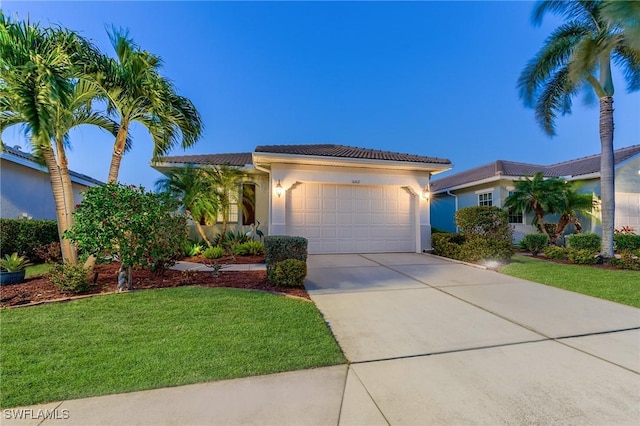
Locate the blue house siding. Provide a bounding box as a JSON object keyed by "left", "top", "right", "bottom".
{"left": 430, "top": 147, "right": 640, "bottom": 240}
{"left": 616, "top": 158, "right": 640, "bottom": 193}
{"left": 430, "top": 194, "right": 456, "bottom": 232}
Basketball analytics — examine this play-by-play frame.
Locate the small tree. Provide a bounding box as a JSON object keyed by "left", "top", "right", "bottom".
{"left": 555, "top": 182, "right": 598, "bottom": 238}
{"left": 503, "top": 173, "right": 564, "bottom": 238}
{"left": 155, "top": 164, "right": 219, "bottom": 247}
{"left": 65, "top": 183, "right": 187, "bottom": 291}
{"left": 208, "top": 165, "right": 253, "bottom": 237}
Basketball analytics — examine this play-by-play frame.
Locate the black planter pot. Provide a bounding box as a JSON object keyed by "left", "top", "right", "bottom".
{"left": 0, "top": 270, "right": 26, "bottom": 285}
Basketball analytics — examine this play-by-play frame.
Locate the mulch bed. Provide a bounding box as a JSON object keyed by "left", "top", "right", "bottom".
{"left": 1, "top": 258, "right": 310, "bottom": 309}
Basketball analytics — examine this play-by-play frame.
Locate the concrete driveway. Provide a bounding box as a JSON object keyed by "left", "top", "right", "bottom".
{"left": 307, "top": 253, "right": 640, "bottom": 425}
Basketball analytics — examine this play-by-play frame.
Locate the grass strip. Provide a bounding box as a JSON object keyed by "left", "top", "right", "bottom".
{"left": 0, "top": 287, "right": 345, "bottom": 408}
{"left": 500, "top": 255, "right": 640, "bottom": 308}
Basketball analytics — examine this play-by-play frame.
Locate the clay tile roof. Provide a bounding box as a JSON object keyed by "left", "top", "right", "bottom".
{"left": 1, "top": 145, "right": 104, "bottom": 186}
{"left": 431, "top": 144, "right": 640, "bottom": 192}
{"left": 156, "top": 152, "right": 253, "bottom": 167}
{"left": 255, "top": 144, "right": 451, "bottom": 164}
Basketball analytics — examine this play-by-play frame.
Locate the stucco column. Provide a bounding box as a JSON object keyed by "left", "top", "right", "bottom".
{"left": 414, "top": 176, "right": 431, "bottom": 252}
{"left": 270, "top": 176, "right": 287, "bottom": 235}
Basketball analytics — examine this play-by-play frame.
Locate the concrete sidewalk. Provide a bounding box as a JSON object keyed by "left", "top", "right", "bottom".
{"left": 5, "top": 253, "right": 639, "bottom": 425}
{"left": 170, "top": 260, "right": 266, "bottom": 272}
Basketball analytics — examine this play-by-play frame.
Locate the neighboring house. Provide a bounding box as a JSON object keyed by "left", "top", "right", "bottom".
{"left": 153, "top": 144, "right": 451, "bottom": 254}
{"left": 0, "top": 145, "right": 103, "bottom": 220}
{"left": 430, "top": 145, "right": 640, "bottom": 242}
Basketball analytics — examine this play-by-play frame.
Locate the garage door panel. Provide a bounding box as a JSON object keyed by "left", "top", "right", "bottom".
{"left": 322, "top": 228, "right": 337, "bottom": 238}
{"left": 322, "top": 212, "right": 336, "bottom": 225}
{"left": 354, "top": 199, "right": 369, "bottom": 210}
{"left": 370, "top": 214, "right": 385, "bottom": 225}
{"left": 337, "top": 213, "right": 353, "bottom": 225}
{"left": 287, "top": 183, "right": 416, "bottom": 254}
{"left": 323, "top": 199, "right": 337, "bottom": 210}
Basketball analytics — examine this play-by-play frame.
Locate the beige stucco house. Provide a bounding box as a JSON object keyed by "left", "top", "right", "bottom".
{"left": 153, "top": 144, "right": 451, "bottom": 254}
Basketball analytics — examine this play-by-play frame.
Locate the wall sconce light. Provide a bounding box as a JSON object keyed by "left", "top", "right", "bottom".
{"left": 421, "top": 187, "right": 430, "bottom": 200}
{"left": 275, "top": 179, "right": 283, "bottom": 198}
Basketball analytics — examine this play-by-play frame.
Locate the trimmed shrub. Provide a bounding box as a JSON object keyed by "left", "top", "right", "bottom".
{"left": 432, "top": 233, "right": 465, "bottom": 259}
{"left": 567, "top": 233, "right": 601, "bottom": 251}
{"left": 455, "top": 206, "right": 512, "bottom": 241}
{"left": 233, "top": 241, "right": 265, "bottom": 256}
{"left": 0, "top": 219, "right": 59, "bottom": 260}
{"left": 147, "top": 215, "right": 188, "bottom": 275}
{"left": 458, "top": 237, "right": 514, "bottom": 262}
{"left": 33, "top": 242, "right": 62, "bottom": 264}
{"left": 610, "top": 250, "right": 640, "bottom": 270}
{"left": 269, "top": 259, "right": 307, "bottom": 287}
{"left": 264, "top": 236, "right": 308, "bottom": 277}
{"left": 568, "top": 248, "right": 599, "bottom": 265}
{"left": 543, "top": 245, "right": 569, "bottom": 260}
{"left": 48, "top": 263, "right": 90, "bottom": 294}
{"left": 203, "top": 246, "right": 225, "bottom": 259}
{"left": 614, "top": 234, "right": 640, "bottom": 251}
{"left": 451, "top": 206, "right": 513, "bottom": 262}
{"left": 520, "top": 233, "right": 549, "bottom": 256}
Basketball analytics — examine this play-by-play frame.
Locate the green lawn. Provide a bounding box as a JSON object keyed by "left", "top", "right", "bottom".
{"left": 25, "top": 263, "right": 53, "bottom": 278}
{"left": 0, "top": 287, "right": 345, "bottom": 408}
{"left": 500, "top": 255, "right": 640, "bottom": 308}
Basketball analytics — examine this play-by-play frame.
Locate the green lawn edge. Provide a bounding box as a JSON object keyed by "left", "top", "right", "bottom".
{"left": 0, "top": 287, "right": 346, "bottom": 408}
{"left": 499, "top": 255, "right": 640, "bottom": 308}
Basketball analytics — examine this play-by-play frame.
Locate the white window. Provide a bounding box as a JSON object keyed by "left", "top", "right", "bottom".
{"left": 507, "top": 190, "right": 523, "bottom": 223}
{"left": 217, "top": 188, "right": 239, "bottom": 223}
{"left": 478, "top": 192, "right": 493, "bottom": 206}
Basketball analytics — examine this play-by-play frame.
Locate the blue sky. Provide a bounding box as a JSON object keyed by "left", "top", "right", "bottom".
{"left": 2, "top": 1, "right": 639, "bottom": 189}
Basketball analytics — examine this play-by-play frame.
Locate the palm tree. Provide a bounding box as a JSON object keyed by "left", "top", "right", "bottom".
{"left": 555, "top": 182, "right": 598, "bottom": 238}
{"left": 99, "top": 29, "right": 203, "bottom": 183}
{"left": 208, "top": 165, "right": 251, "bottom": 238}
{"left": 518, "top": 0, "right": 640, "bottom": 258}
{"left": 0, "top": 15, "right": 107, "bottom": 263}
{"left": 155, "top": 164, "right": 219, "bottom": 246}
{"left": 504, "top": 173, "right": 565, "bottom": 238}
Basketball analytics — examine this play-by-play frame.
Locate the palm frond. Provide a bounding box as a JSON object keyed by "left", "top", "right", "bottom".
{"left": 567, "top": 37, "right": 602, "bottom": 84}
{"left": 518, "top": 21, "right": 590, "bottom": 106}
{"left": 602, "top": 0, "right": 640, "bottom": 50}
{"left": 612, "top": 45, "right": 640, "bottom": 91}
{"left": 532, "top": 1, "right": 599, "bottom": 28}
{"left": 534, "top": 66, "right": 575, "bottom": 136}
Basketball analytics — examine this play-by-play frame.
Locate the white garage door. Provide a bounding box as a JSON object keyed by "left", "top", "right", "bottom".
{"left": 286, "top": 183, "right": 416, "bottom": 254}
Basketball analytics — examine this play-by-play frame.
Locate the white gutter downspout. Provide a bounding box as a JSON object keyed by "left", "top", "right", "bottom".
{"left": 253, "top": 162, "right": 272, "bottom": 236}
{"left": 447, "top": 190, "right": 459, "bottom": 232}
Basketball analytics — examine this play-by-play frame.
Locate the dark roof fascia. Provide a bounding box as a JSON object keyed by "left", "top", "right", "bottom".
{"left": 431, "top": 145, "right": 640, "bottom": 193}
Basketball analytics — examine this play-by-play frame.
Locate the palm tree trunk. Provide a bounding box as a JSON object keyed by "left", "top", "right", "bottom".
{"left": 107, "top": 123, "right": 129, "bottom": 183}
{"left": 534, "top": 207, "right": 549, "bottom": 237}
{"left": 55, "top": 137, "right": 79, "bottom": 264}
{"left": 194, "top": 221, "right": 212, "bottom": 247}
{"left": 555, "top": 215, "right": 570, "bottom": 239}
{"left": 40, "top": 143, "right": 77, "bottom": 264}
{"left": 599, "top": 96, "right": 615, "bottom": 258}
{"left": 220, "top": 195, "right": 229, "bottom": 239}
